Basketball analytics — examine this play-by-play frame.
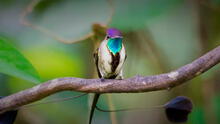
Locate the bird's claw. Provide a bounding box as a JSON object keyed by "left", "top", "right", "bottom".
{"left": 101, "top": 78, "right": 105, "bottom": 82}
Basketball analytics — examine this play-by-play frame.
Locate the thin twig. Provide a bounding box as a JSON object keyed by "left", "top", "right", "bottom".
{"left": 20, "top": 0, "right": 93, "bottom": 44}
{"left": 107, "top": 94, "right": 118, "bottom": 124}
{"left": 106, "top": 0, "right": 115, "bottom": 25}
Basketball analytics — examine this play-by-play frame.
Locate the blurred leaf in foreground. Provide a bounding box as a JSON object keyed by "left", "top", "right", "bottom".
{"left": 0, "top": 37, "right": 40, "bottom": 83}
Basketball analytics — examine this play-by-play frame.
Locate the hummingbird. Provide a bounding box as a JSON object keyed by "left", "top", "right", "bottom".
{"left": 89, "top": 28, "right": 126, "bottom": 124}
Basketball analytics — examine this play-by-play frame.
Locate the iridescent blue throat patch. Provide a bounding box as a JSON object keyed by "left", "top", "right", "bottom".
{"left": 107, "top": 38, "right": 122, "bottom": 54}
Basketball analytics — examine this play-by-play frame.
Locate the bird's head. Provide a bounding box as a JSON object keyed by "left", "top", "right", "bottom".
{"left": 106, "top": 28, "right": 123, "bottom": 54}
{"left": 106, "top": 28, "right": 122, "bottom": 39}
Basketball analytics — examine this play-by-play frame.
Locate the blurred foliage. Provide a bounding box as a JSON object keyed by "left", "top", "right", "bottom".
{"left": 0, "top": 37, "right": 40, "bottom": 83}
{"left": 34, "top": 0, "right": 64, "bottom": 14}
{"left": 189, "top": 107, "right": 206, "bottom": 124}
{"left": 24, "top": 46, "right": 85, "bottom": 80}
{"left": 0, "top": 0, "right": 220, "bottom": 124}
{"left": 111, "top": 0, "right": 184, "bottom": 31}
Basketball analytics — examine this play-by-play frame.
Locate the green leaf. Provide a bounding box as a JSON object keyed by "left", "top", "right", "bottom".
{"left": 0, "top": 37, "right": 40, "bottom": 83}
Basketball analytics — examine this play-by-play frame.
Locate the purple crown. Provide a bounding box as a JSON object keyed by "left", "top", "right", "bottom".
{"left": 107, "top": 28, "right": 122, "bottom": 38}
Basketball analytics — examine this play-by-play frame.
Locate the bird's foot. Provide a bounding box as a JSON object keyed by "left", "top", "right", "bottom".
{"left": 100, "top": 77, "right": 105, "bottom": 82}
{"left": 117, "top": 75, "right": 123, "bottom": 80}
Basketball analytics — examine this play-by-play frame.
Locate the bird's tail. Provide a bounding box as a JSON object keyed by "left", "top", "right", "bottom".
{"left": 88, "top": 94, "right": 100, "bottom": 124}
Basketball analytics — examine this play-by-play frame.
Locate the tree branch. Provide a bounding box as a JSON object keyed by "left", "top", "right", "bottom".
{"left": 0, "top": 45, "right": 220, "bottom": 114}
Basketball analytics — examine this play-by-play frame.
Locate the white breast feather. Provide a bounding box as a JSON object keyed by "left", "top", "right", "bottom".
{"left": 98, "top": 40, "right": 112, "bottom": 77}
{"left": 98, "top": 40, "right": 126, "bottom": 78}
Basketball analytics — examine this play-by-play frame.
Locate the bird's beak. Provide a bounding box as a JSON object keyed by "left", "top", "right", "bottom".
{"left": 112, "top": 36, "right": 123, "bottom": 39}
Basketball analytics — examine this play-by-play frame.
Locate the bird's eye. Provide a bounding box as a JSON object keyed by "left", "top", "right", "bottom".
{"left": 106, "top": 36, "right": 110, "bottom": 39}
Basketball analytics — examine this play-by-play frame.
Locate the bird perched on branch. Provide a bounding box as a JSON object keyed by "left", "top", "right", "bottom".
{"left": 89, "top": 28, "right": 126, "bottom": 124}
